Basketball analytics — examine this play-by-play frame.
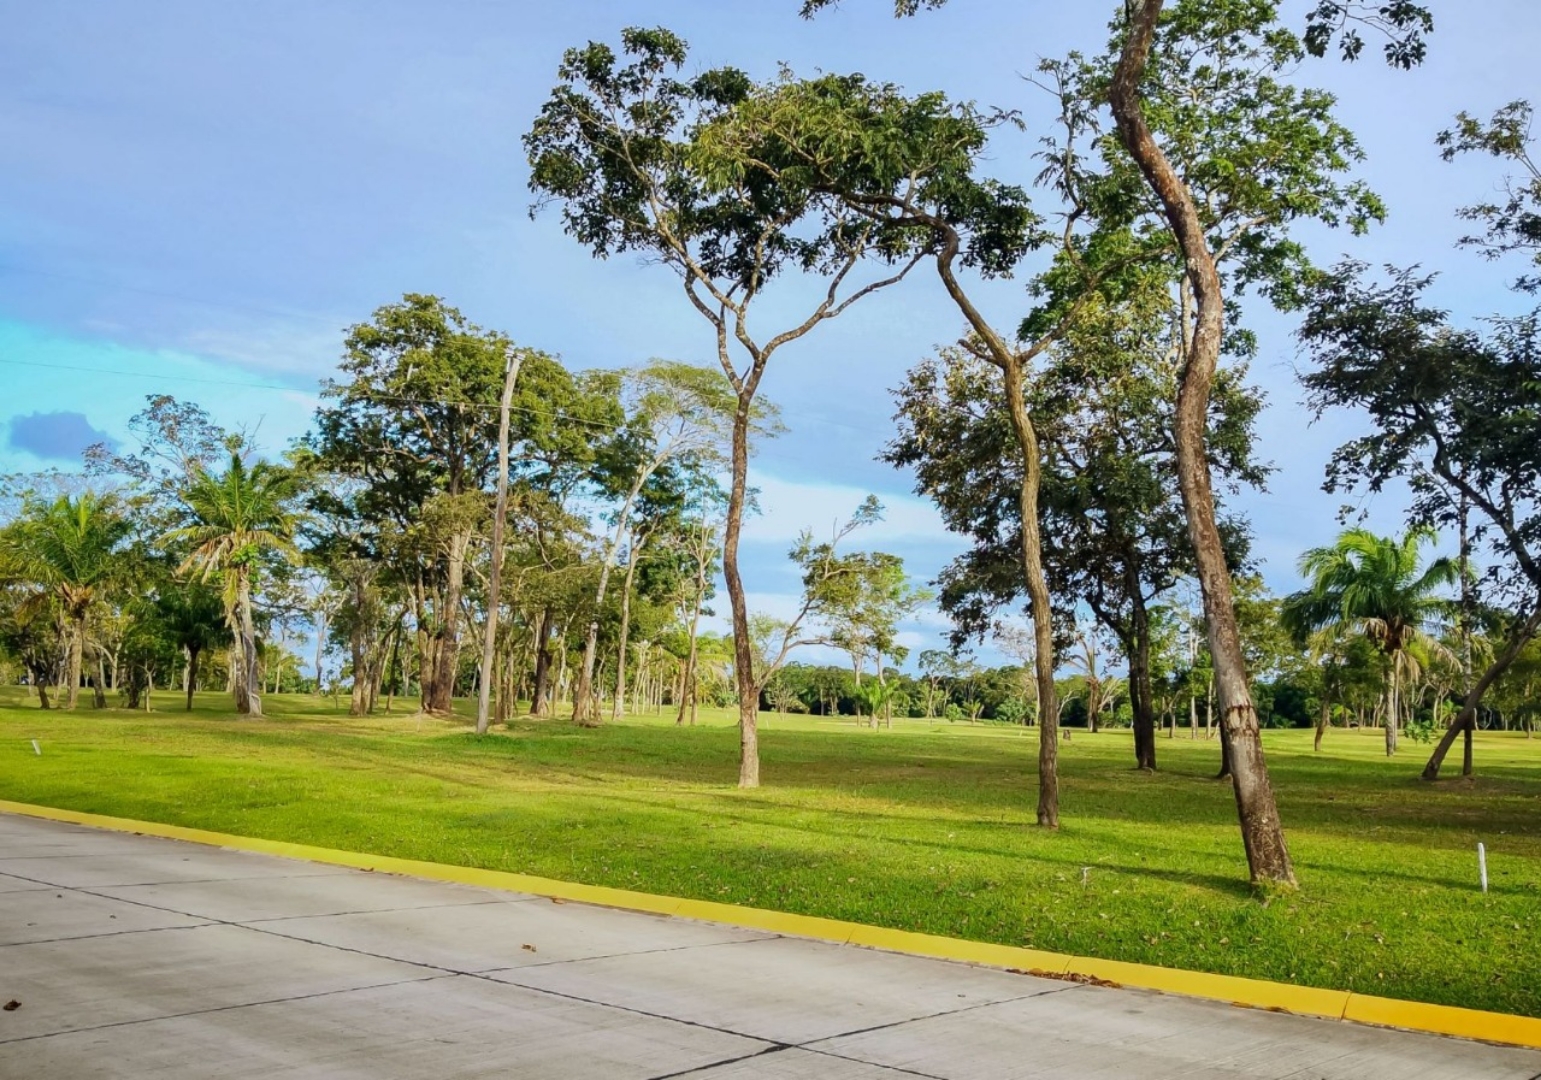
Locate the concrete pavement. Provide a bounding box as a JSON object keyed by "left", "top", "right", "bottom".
{"left": 2, "top": 812, "right": 1538, "bottom": 1079}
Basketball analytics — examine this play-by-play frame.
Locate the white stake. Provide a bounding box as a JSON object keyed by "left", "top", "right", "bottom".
{"left": 31, "top": 739, "right": 41, "bottom": 756}
{"left": 1478, "top": 842, "right": 1488, "bottom": 893}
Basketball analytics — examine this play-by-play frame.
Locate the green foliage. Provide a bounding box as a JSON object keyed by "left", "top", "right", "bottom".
{"left": 0, "top": 492, "right": 131, "bottom": 618}
{"left": 1437, "top": 100, "right": 1541, "bottom": 291}
{"left": 165, "top": 453, "right": 301, "bottom": 597}
{"left": 1298, "top": 267, "right": 1541, "bottom": 607}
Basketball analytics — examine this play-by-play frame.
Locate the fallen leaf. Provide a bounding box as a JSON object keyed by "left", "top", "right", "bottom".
{"left": 3, "top": 1001, "right": 19, "bottom": 1012}
{"left": 522, "top": 943, "right": 537, "bottom": 953}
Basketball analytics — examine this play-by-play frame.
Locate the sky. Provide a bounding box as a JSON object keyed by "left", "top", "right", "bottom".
{"left": 3, "top": 0, "right": 1537, "bottom": 670}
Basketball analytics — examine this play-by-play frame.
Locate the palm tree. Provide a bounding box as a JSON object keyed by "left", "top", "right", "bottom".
{"left": 1282, "top": 527, "right": 1457, "bottom": 756}
{"left": 0, "top": 493, "right": 130, "bottom": 709}
{"left": 164, "top": 453, "right": 299, "bottom": 717}
{"left": 152, "top": 584, "right": 233, "bottom": 711}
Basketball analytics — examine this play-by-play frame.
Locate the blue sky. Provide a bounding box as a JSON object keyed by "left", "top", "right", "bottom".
{"left": 4, "top": 1, "right": 1538, "bottom": 667}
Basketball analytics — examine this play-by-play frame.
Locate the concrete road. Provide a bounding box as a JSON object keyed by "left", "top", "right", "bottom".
{"left": 2, "top": 813, "right": 1537, "bottom": 1079}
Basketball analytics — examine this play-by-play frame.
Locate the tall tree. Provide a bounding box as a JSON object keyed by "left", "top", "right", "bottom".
{"left": 150, "top": 582, "right": 231, "bottom": 711}
{"left": 806, "top": 547, "right": 929, "bottom": 722}
{"left": 527, "top": 30, "right": 932, "bottom": 785}
{"left": 309, "top": 294, "right": 607, "bottom": 715}
{"left": 571, "top": 360, "right": 746, "bottom": 725}
{"left": 0, "top": 493, "right": 129, "bottom": 709}
{"left": 165, "top": 452, "right": 299, "bottom": 717}
{"left": 1282, "top": 528, "right": 1457, "bottom": 756}
{"left": 1298, "top": 263, "right": 1541, "bottom": 778}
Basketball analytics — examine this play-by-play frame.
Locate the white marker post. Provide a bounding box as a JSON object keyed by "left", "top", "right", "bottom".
{"left": 1478, "top": 842, "right": 1489, "bottom": 893}
{"left": 31, "top": 739, "right": 41, "bottom": 756}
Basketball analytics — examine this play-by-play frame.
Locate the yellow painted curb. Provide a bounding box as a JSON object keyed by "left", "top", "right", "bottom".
{"left": 1343, "top": 993, "right": 1541, "bottom": 1049}
{"left": 3, "top": 799, "right": 1538, "bottom": 1051}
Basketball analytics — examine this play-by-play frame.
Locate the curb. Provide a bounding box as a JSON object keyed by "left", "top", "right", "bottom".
{"left": 3, "top": 798, "right": 1538, "bottom": 1051}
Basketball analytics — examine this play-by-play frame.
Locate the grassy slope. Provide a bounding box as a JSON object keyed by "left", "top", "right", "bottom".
{"left": 2, "top": 688, "right": 1539, "bottom": 1016}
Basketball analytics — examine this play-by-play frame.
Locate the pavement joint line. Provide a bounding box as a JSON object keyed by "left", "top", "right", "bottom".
{"left": 0, "top": 972, "right": 454, "bottom": 1046}
{"left": 797, "top": 1044, "right": 953, "bottom": 1080}
{"left": 641, "top": 1044, "right": 793, "bottom": 1080}
{"left": 470, "top": 966, "right": 808, "bottom": 1049}
{"left": 6, "top": 800, "right": 1541, "bottom": 1053}
{"left": 792, "top": 984, "right": 1080, "bottom": 1050}
{"left": 2, "top": 920, "right": 215, "bottom": 949}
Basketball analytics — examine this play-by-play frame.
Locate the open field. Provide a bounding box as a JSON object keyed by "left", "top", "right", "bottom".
{"left": 3, "top": 688, "right": 1539, "bottom": 1017}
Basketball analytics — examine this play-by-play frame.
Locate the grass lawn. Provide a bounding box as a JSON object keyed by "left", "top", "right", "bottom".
{"left": 3, "top": 687, "right": 1539, "bottom": 1017}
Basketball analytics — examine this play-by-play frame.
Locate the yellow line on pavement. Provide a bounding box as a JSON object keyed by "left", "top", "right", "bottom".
{"left": 4, "top": 798, "right": 1538, "bottom": 1051}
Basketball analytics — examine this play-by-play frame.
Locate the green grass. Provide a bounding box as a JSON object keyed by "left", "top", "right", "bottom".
{"left": 3, "top": 688, "right": 1540, "bottom": 1017}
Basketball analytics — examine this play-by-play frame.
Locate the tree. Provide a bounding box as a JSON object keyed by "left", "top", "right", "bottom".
{"left": 571, "top": 360, "right": 746, "bottom": 725}
{"left": 1282, "top": 528, "right": 1457, "bottom": 756}
{"left": 1298, "top": 263, "right": 1541, "bottom": 777}
{"left": 165, "top": 452, "right": 299, "bottom": 717}
{"left": 150, "top": 582, "right": 231, "bottom": 711}
{"left": 890, "top": 299, "right": 1265, "bottom": 771}
{"left": 0, "top": 493, "right": 130, "bottom": 709}
{"left": 702, "top": 69, "right": 1075, "bottom": 821}
{"left": 476, "top": 348, "right": 526, "bottom": 735}
{"left": 527, "top": 31, "right": 932, "bottom": 785}
{"left": 1437, "top": 100, "right": 1541, "bottom": 293}
{"left": 738, "top": 498, "right": 888, "bottom": 709}
{"left": 84, "top": 395, "right": 251, "bottom": 516}
{"left": 807, "top": 548, "right": 929, "bottom": 713}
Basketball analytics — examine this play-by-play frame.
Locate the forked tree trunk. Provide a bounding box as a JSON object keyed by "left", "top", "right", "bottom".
{"left": 1111, "top": 0, "right": 1294, "bottom": 883}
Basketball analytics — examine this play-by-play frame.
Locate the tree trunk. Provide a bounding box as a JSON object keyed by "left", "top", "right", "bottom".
{"left": 477, "top": 349, "right": 522, "bottom": 735}
{"left": 423, "top": 529, "right": 470, "bottom": 715}
{"left": 725, "top": 399, "right": 761, "bottom": 787}
{"left": 235, "top": 567, "right": 263, "bottom": 717}
{"left": 574, "top": 466, "right": 651, "bottom": 726}
{"left": 1130, "top": 591, "right": 1157, "bottom": 770}
{"left": 1423, "top": 606, "right": 1541, "bottom": 779}
{"left": 63, "top": 612, "right": 85, "bottom": 710}
{"left": 185, "top": 646, "right": 200, "bottom": 711}
{"left": 1111, "top": 0, "right": 1293, "bottom": 885}
{"left": 1384, "top": 662, "right": 1399, "bottom": 757}
{"left": 612, "top": 530, "right": 645, "bottom": 723}
{"left": 997, "top": 360, "right": 1060, "bottom": 826}
{"left": 532, "top": 608, "right": 554, "bottom": 719}
{"left": 1315, "top": 696, "right": 1329, "bottom": 752}
{"left": 93, "top": 649, "right": 108, "bottom": 709}
{"left": 676, "top": 533, "right": 708, "bottom": 727}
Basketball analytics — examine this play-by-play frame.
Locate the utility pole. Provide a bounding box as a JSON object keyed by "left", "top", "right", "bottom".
{"left": 476, "top": 347, "right": 525, "bottom": 735}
